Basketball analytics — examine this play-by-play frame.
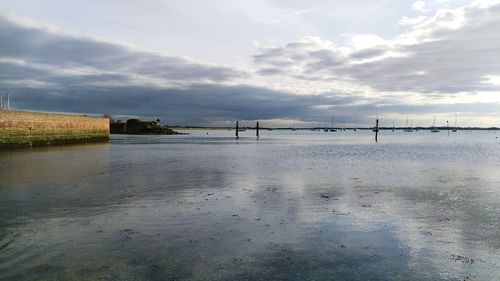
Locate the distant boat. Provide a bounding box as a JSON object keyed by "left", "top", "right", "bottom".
{"left": 0, "top": 94, "right": 11, "bottom": 110}
{"left": 431, "top": 116, "right": 440, "bottom": 133}
{"left": 404, "top": 118, "right": 414, "bottom": 132}
{"left": 238, "top": 128, "right": 247, "bottom": 132}
{"left": 328, "top": 115, "right": 336, "bottom": 132}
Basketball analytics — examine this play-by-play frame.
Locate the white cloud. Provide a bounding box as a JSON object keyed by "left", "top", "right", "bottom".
{"left": 412, "top": 1, "right": 428, "bottom": 12}
{"left": 483, "top": 75, "right": 500, "bottom": 85}
{"left": 253, "top": 1, "right": 500, "bottom": 97}
{"left": 398, "top": 16, "right": 428, "bottom": 26}
{"left": 473, "top": 0, "right": 500, "bottom": 8}
{"left": 289, "top": 9, "right": 317, "bottom": 16}
{"left": 346, "top": 34, "right": 387, "bottom": 50}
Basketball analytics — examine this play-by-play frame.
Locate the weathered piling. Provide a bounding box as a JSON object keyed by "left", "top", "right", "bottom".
{"left": 256, "top": 121, "right": 260, "bottom": 139}
{"left": 375, "top": 118, "right": 379, "bottom": 142}
{"left": 236, "top": 121, "right": 239, "bottom": 139}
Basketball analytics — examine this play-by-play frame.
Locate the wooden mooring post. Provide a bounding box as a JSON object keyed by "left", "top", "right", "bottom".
{"left": 256, "top": 121, "right": 260, "bottom": 139}
{"left": 28, "top": 126, "right": 33, "bottom": 147}
{"left": 375, "top": 118, "right": 379, "bottom": 142}
{"left": 236, "top": 121, "right": 239, "bottom": 139}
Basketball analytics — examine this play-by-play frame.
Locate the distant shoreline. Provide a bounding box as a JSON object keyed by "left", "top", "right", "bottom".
{"left": 172, "top": 126, "right": 500, "bottom": 131}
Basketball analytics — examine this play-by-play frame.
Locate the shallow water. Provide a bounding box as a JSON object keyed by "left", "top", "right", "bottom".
{"left": 1, "top": 130, "right": 499, "bottom": 280}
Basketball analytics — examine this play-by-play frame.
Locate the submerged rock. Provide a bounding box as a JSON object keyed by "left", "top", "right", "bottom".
{"left": 420, "top": 230, "right": 433, "bottom": 236}
{"left": 452, "top": 254, "right": 475, "bottom": 264}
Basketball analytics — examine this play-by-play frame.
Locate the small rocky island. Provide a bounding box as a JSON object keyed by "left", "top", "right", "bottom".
{"left": 110, "top": 117, "right": 180, "bottom": 135}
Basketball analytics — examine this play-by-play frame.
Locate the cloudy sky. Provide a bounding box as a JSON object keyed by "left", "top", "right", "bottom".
{"left": 1, "top": 0, "right": 500, "bottom": 127}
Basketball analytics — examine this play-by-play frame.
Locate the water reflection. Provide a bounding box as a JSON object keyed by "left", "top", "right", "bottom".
{"left": 0, "top": 132, "right": 499, "bottom": 280}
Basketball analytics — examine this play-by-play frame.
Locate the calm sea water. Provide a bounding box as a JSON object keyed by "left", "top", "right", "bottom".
{"left": 1, "top": 130, "right": 499, "bottom": 280}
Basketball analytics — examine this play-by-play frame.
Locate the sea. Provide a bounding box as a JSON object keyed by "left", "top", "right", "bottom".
{"left": 1, "top": 129, "right": 499, "bottom": 280}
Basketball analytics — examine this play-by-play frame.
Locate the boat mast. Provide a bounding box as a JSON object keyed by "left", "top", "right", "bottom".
{"left": 452, "top": 113, "right": 458, "bottom": 132}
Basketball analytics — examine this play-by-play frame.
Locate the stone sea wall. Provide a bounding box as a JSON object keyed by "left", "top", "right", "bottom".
{"left": 0, "top": 110, "right": 109, "bottom": 149}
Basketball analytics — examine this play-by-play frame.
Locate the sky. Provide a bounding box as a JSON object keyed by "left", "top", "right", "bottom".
{"left": 1, "top": 0, "right": 500, "bottom": 127}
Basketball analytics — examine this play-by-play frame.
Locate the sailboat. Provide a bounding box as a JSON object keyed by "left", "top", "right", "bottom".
{"left": 320, "top": 121, "right": 328, "bottom": 132}
{"left": 452, "top": 113, "right": 458, "bottom": 132}
{"left": 328, "top": 115, "right": 337, "bottom": 132}
{"left": 392, "top": 121, "right": 395, "bottom": 132}
{"left": 353, "top": 118, "right": 359, "bottom": 132}
{"left": 431, "top": 116, "right": 440, "bottom": 133}
{"left": 0, "top": 94, "right": 11, "bottom": 110}
{"left": 404, "top": 118, "right": 414, "bottom": 132}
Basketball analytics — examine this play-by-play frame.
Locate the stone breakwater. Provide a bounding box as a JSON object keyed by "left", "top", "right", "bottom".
{"left": 0, "top": 110, "right": 109, "bottom": 149}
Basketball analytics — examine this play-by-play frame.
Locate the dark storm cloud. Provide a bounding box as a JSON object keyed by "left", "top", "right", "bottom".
{"left": 4, "top": 82, "right": 367, "bottom": 125}
{"left": 0, "top": 15, "right": 245, "bottom": 83}
{"left": 349, "top": 47, "right": 387, "bottom": 60}
{"left": 3, "top": 42, "right": 494, "bottom": 126}
{"left": 0, "top": 13, "right": 382, "bottom": 125}
{"left": 253, "top": 39, "right": 346, "bottom": 73}
{"left": 253, "top": 2, "right": 500, "bottom": 94}
{"left": 0, "top": 12, "right": 389, "bottom": 126}
{"left": 0, "top": 61, "right": 49, "bottom": 80}
{"left": 5, "top": 75, "right": 497, "bottom": 126}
